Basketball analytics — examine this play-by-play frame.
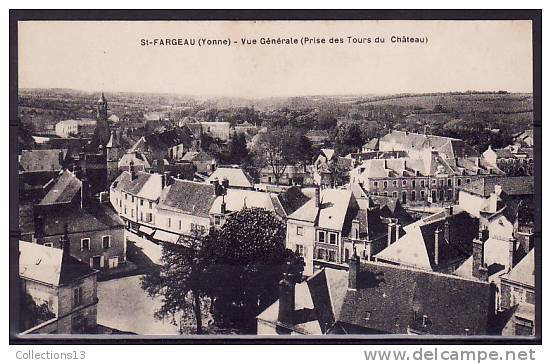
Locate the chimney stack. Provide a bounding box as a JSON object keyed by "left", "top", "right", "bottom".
{"left": 387, "top": 219, "right": 396, "bottom": 247}
{"left": 277, "top": 263, "right": 296, "bottom": 329}
{"left": 508, "top": 236, "right": 517, "bottom": 271}
{"left": 444, "top": 219, "right": 450, "bottom": 245}
{"left": 129, "top": 161, "right": 137, "bottom": 180}
{"left": 315, "top": 187, "right": 321, "bottom": 208}
{"left": 434, "top": 228, "right": 443, "bottom": 266}
{"left": 348, "top": 246, "right": 360, "bottom": 291}
{"left": 394, "top": 223, "right": 401, "bottom": 243}
{"left": 220, "top": 194, "right": 227, "bottom": 214}
{"left": 472, "top": 228, "right": 488, "bottom": 281}
{"left": 447, "top": 206, "right": 453, "bottom": 216}
{"left": 33, "top": 211, "right": 45, "bottom": 243}
{"left": 60, "top": 224, "right": 71, "bottom": 259}
{"left": 163, "top": 171, "right": 173, "bottom": 187}
{"left": 221, "top": 177, "right": 229, "bottom": 189}
{"left": 80, "top": 176, "right": 90, "bottom": 210}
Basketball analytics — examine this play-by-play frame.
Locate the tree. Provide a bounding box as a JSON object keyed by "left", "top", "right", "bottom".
{"left": 334, "top": 122, "right": 365, "bottom": 156}
{"left": 20, "top": 292, "right": 55, "bottom": 331}
{"left": 203, "top": 208, "right": 301, "bottom": 331}
{"left": 227, "top": 132, "right": 250, "bottom": 165}
{"left": 141, "top": 235, "right": 209, "bottom": 334}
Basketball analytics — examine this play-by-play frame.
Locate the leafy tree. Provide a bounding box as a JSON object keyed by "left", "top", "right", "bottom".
{"left": 227, "top": 132, "right": 250, "bottom": 165}
{"left": 141, "top": 235, "right": 210, "bottom": 334}
{"left": 203, "top": 208, "right": 301, "bottom": 331}
{"left": 334, "top": 122, "right": 365, "bottom": 156}
{"left": 20, "top": 292, "right": 55, "bottom": 331}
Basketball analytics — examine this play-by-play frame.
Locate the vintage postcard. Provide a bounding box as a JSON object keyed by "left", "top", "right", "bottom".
{"left": 11, "top": 11, "right": 540, "bottom": 341}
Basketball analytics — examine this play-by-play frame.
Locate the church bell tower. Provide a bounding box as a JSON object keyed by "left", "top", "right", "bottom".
{"left": 97, "top": 92, "right": 108, "bottom": 121}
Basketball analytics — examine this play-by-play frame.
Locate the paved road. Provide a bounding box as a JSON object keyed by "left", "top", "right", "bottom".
{"left": 97, "top": 275, "right": 181, "bottom": 335}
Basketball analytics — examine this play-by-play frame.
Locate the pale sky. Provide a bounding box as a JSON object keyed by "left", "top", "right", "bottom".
{"left": 18, "top": 20, "right": 533, "bottom": 98}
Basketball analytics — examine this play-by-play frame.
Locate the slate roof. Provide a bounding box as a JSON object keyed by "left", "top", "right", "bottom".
{"left": 274, "top": 186, "right": 310, "bottom": 217}
{"left": 39, "top": 170, "right": 81, "bottom": 205}
{"left": 459, "top": 176, "right": 534, "bottom": 198}
{"left": 19, "top": 241, "right": 96, "bottom": 287}
{"left": 380, "top": 130, "right": 478, "bottom": 158}
{"left": 19, "top": 149, "right": 67, "bottom": 173}
{"left": 41, "top": 203, "right": 125, "bottom": 236}
{"left": 287, "top": 189, "right": 353, "bottom": 232}
{"left": 362, "top": 138, "right": 379, "bottom": 150}
{"left": 205, "top": 167, "right": 254, "bottom": 189}
{"left": 112, "top": 171, "right": 156, "bottom": 196}
{"left": 501, "top": 249, "right": 535, "bottom": 288}
{"left": 210, "top": 189, "right": 277, "bottom": 216}
{"left": 332, "top": 262, "right": 492, "bottom": 335}
{"left": 181, "top": 151, "right": 215, "bottom": 162}
{"left": 157, "top": 179, "right": 216, "bottom": 218}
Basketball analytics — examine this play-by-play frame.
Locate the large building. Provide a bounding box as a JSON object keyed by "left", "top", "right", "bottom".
{"left": 55, "top": 119, "right": 97, "bottom": 138}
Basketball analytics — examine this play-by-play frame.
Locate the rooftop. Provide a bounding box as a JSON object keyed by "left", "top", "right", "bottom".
{"left": 158, "top": 179, "right": 216, "bottom": 218}
{"left": 19, "top": 149, "right": 67, "bottom": 173}
{"left": 19, "top": 241, "right": 96, "bottom": 286}
{"left": 205, "top": 166, "right": 254, "bottom": 189}
{"left": 39, "top": 170, "right": 81, "bottom": 206}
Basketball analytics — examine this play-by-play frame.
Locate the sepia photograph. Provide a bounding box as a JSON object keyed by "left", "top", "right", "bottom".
{"left": 10, "top": 11, "right": 541, "bottom": 342}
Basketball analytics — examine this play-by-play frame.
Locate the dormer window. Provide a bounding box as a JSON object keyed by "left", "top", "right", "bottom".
{"left": 464, "top": 328, "right": 470, "bottom": 336}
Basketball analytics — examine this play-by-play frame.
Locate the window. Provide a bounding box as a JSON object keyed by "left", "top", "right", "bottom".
{"left": 383, "top": 192, "right": 388, "bottom": 197}
{"left": 393, "top": 180, "right": 397, "bottom": 187}
{"left": 392, "top": 191, "right": 398, "bottom": 198}
{"left": 73, "top": 286, "right": 83, "bottom": 307}
{"left": 526, "top": 291, "right": 535, "bottom": 304}
{"left": 140, "top": 212, "right": 143, "bottom": 221}
{"left": 146, "top": 213, "right": 153, "bottom": 223}
{"left": 329, "top": 232, "right": 337, "bottom": 245}
{"left": 411, "top": 190, "right": 416, "bottom": 201}
{"left": 328, "top": 250, "right": 336, "bottom": 262}
{"left": 318, "top": 230, "right": 326, "bottom": 243}
{"left": 317, "top": 248, "right": 327, "bottom": 260}
{"left": 179, "top": 220, "right": 182, "bottom": 230}
{"left": 119, "top": 200, "right": 122, "bottom": 208}
{"left": 296, "top": 244, "right": 304, "bottom": 257}
{"left": 102, "top": 236, "right": 111, "bottom": 249}
{"left": 214, "top": 215, "right": 221, "bottom": 226}
{"left": 457, "top": 178, "right": 462, "bottom": 186}
{"left": 421, "top": 180, "right": 426, "bottom": 188}
{"left": 124, "top": 206, "right": 127, "bottom": 214}
{"left": 140, "top": 199, "right": 144, "bottom": 206}
{"left": 149, "top": 201, "right": 153, "bottom": 209}
{"left": 412, "top": 180, "right": 416, "bottom": 188}
{"left": 447, "top": 178, "right": 452, "bottom": 187}
{"left": 466, "top": 178, "right": 471, "bottom": 184}
{"left": 373, "top": 181, "right": 378, "bottom": 188}
{"left": 296, "top": 226, "right": 303, "bottom": 236}
{"left": 420, "top": 190, "right": 426, "bottom": 200}
{"left": 383, "top": 181, "right": 388, "bottom": 189}
{"left": 432, "top": 179, "right": 436, "bottom": 185}
{"left": 81, "top": 238, "right": 90, "bottom": 251}
{"left": 402, "top": 180, "right": 407, "bottom": 187}
{"left": 125, "top": 193, "right": 128, "bottom": 200}
{"left": 131, "top": 209, "right": 134, "bottom": 218}
{"left": 43, "top": 242, "right": 53, "bottom": 248}
{"left": 131, "top": 196, "right": 135, "bottom": 203}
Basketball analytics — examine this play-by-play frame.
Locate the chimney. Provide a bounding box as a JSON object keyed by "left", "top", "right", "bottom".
{"left": 315, "top": 187, "right": 321, "bottom": 208}
{"left": 508, "top": 236, "right": 517, "bottom": 271}
{"left": 129, "top": 161, "right": 137, "bottom": 180}
{"left": 447, "top": 206, "right": 453, "bottom": 216}
{"left": 277, "top": 263, "right": 296, "bottom": 328}
{"left": 475, "top": 157, "right": 480, "bottom": 167}
{"left": 221, "top": 177, "right": 229, "bottom": 189}
{"left": 443, "top": 219, "right": 450, "bottom": 245}
{"left": 80, "top": 176, "right": 90, "bottom": 209}
{"left": 348, "top": 247, "right": 360, "bottom": 291}
{"left": 394, "top": 223, "right": 401, "bottom": 243}
{"left": 33, "top": 211, "right": 45, "bottom": 243}
{"left": 472, "top": 229, "right": 488, "bottom": 281}
{"left": 60, "top": 223, "right": 71, "bottom": 259}
{"left": 434, "top": 228, "right": 443, "bottom": 266}
{"left": 212, "top": 177, "right": 223, "bottom": 196}
{"left": 220, "top": 194, "right": 227, "bottom": 214}
{"left": 387, "top": 220, "right": 396, "bottom": 247}
{"left": 494, "top": 184, "right": 502, "bottom": 196}
{"left": 384, "top": 159, "right": 388, "bottom": 169}
{"left": 58, "top": 151, "right": 64, "bottom": 165}
{"left": 78, "top": 152, "right": 87, "bottom": 179}
{"left": 352, "top": 219, "right": 360, "bottom": 240}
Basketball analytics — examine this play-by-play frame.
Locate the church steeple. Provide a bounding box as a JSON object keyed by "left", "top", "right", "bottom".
{"left": 97, "top": 92, "right": 108, "bottom": 121}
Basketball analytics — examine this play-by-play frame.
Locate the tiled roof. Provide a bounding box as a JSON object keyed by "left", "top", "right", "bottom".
{"left": 502, "top": 249, "right": 535, "bottom": 287}
{"left": 362, "top": 138, "right": 379, "bottom": 150}
{"left": 158, "top": 179, "right": 216, "bottom": 218}
{"left": 274, "top": 186, "right": 310, "bottom": 217}
{"left": 39, "top": 170, "right": 81, "bottom": 205}
{"left": 333, "top": 262, "right": 492, "bottom": 335}
{"left": 380, "top": 131, "right": 478, "bottom": 158}
{"left": 205, "top": 167, "right": 254, "bottom": 189}
{"left": 112, "top": 171, "right": 155, "bottom": 196}
{"left": 19, "top": 241, "right": 95, "bottom": 286}
{"left": 41, "top": 203, "right": 124, "bottom": 236}
{"left": 459, "top": 176, "right": 534, "bottom": 198}
{"left": 181, "top": 151, "right": 214, "bottom": 162}
{"left": 19, "top": 149, "right": 67, "bottom": 173}
{"left": 210, "top": 189, "right": 276, "bottom": 215}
